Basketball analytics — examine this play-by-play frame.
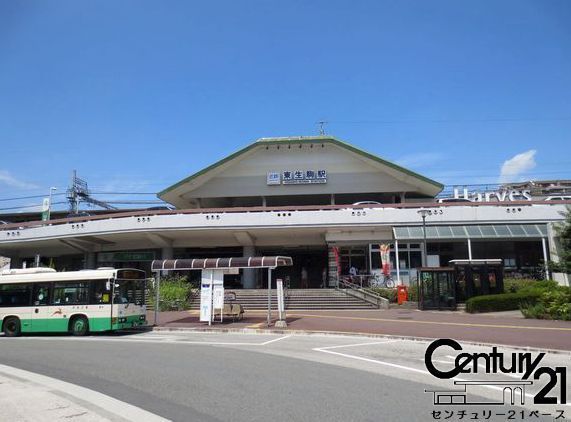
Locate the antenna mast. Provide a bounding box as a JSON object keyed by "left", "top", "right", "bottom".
{"left": 66, "top": 170, "right": 118, "bottom": 213}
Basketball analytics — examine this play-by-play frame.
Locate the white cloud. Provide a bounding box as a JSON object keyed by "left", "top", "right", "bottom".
{"left": 499, "top": 150, "right": 537, "bottom": 183}
{"left": 396, "top": 152, "right": 445, "bottom": 169}
{"left": 0, "top": 170, "right": 38, "bottom": 190}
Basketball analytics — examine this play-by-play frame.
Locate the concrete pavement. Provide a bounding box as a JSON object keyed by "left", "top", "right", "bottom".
{"left": 0, "top": 363, "right": 167, "bottom": 422}
{"left": 152, "top": 308, "right": 571, "bottom": 351}
{"left": 1, "top": 331, "right": 568, "bottom": 421}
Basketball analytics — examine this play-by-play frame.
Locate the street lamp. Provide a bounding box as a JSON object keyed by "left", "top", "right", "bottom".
{"left": 47, "top": 187, "right": 57, "bottom": 221}
{"left": 417, "top": 208, "right": 430, "bottom": 267}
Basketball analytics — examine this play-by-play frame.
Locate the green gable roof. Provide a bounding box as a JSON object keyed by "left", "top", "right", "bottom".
{"left": 158, "top": 136, "right": 444, "bottom": 198}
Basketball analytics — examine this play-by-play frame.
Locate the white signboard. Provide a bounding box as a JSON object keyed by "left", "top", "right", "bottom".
{"left": 267, "top": 169, "right": 327, "bottom": 185}
{"left": 199, "top": 277, "right": 213, "bottom": 322}
{"left": 276, "top": 278, "right": 285, "bottom": 318}
{"left": 200, "top": 270, "right": 225, "bottom": 323}
{"left": 213, "top": 285, "right": 224, "bottom": 310}
{"left": 267, "top": 172, "right": 280, "bottom": 185}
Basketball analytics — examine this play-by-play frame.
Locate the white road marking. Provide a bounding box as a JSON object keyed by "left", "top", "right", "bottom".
{"left": 10, "top": 333, "right": 291, "bottom": 347}
{"left": 314, "top": 343, "right": 542, "bottom": 403}
{"left": 314, "top": 347, "right": 430, "bottom": 375}
{"left": 260, "top": 335, "right": 292, "bottom": 345}
{"left": 317, "top": 340, "right": 400, "bottom": 350}
{"left": 0, "top": 364, "right": 168, "bottom": 421}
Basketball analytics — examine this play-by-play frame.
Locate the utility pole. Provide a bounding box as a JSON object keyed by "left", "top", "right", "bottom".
{"left": 417, "top": 209, "right": 430, "bottom": 267}
{"left": 46, "top": 187, "right": 57, "bottom": 221}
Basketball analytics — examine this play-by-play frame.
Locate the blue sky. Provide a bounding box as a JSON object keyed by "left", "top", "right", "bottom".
{"left": 1, "top": 0, "right": 570, "bottom": 212}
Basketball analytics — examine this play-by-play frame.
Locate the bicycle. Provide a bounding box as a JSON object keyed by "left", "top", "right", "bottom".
{"left": 370, "top": 273, "right": 395, "bottom": 288}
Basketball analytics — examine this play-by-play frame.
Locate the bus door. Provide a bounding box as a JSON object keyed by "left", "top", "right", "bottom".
{"left": 31, "top": 283, "right": 51, "bottom": 331}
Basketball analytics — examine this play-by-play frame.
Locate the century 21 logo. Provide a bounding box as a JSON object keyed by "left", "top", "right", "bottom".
{"left": 425, "top": 339, "right": 567, "bottom": 405}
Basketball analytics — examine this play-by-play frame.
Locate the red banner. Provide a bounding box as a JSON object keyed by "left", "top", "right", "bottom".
{"left": 380, "top": 244, "right": 391, "bottom": 276}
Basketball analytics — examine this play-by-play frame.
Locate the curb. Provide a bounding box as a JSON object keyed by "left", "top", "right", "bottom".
{"left": 150, "top": 326, "right": 571, "bottom": 355}
{"left": 0, "top": 364, "right": 168, "bottom": 422}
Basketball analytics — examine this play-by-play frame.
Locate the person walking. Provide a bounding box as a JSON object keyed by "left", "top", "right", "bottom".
{"left": 301, "top": 266, "right": 308, "bottom": 289}
{"left": 321, "top": 267, "right": 327, "bottom": 288}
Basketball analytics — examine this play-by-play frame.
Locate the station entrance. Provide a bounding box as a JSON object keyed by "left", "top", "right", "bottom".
{"left": 257, "top": 246, "right": 328, "bottom": 288}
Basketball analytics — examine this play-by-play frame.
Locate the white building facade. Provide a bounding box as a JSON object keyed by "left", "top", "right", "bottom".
{"left": 1, "top": 136, "right": 569, "bottom": 287}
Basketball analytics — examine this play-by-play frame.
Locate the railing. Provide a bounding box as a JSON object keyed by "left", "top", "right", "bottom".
{"left": 2, "top": 199, "right": 568, "bottom": 231}
{"left": 336, "top": 276, "right": 390, "bottom": 309}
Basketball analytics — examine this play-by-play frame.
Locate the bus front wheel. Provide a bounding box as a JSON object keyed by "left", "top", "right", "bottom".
{"left": 70, "top": 316, "right": 89, "bottom": 336}
{"left": 3, "top": 317, "right": 21, "bottom": 337}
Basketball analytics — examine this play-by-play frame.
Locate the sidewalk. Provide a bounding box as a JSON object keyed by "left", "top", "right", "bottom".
{"left": 0, "top": 371, "right": 109, "bottom": 422}
{"left": 0, "top": 364, "right": 167, "bottom": 422}
{"left": 151, "top": 308, "right": 571, "bottom": 351}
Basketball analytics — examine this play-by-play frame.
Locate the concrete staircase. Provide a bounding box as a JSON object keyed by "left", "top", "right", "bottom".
{"left": 189, "top": 288, "right": 377, "bottom": 311}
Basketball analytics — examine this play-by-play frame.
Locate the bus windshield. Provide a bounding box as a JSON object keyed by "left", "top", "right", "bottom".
{"left": 114, "top": 279, "right": 146, "bottom": 305}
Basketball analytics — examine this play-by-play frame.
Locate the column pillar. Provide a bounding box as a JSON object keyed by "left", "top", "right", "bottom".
{"left": 161, "top": 246, "right": 174, "bottom": 260}
{"left": 327, "top": 245, "right": 339, "bottom": 287}
{"left": 467, "top": 239, "right": 473, "bottom": 260}
{"left": 161, "top": 246, "right": 174, "bottom": 276}
{"left": 85, "top": 252, "right": 96, "bottom": 269}
{"left": 400, "top": 192, "right": 406, "bottom": 204}
{"left": 242, "top": 245, "right": 256, "bottom": 289}
{"left": 541, "top": 238, "right": 550, "bottom": 280}
{"left": 395, "top": 240, "right": 401, "bottom": 285}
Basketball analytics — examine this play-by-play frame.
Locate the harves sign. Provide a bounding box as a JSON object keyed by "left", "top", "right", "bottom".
{"left": 454, "top": 188, "right": 532, "bottom": 202}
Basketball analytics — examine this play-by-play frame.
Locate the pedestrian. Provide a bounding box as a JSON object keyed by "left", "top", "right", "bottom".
{"left": 321, "top": 267, "right": 327, "bottom": 288}
{"left": 301, "top": 266, "right": 308, "bottom": 289}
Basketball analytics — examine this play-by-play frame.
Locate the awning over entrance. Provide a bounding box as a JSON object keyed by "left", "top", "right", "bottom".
{"left": 393, "top": 224, "right": 548, "bottom": 240}
{"left": 151, "top": 256, "right": 293, "bottom": 271}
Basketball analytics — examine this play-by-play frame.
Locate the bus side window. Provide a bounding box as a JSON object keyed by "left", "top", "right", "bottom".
{"left": 53, "top": 282, "right": 89, "bottom": 305}
{"left": 90, "top": 280, "right": 110, "bottom": 304}
{"left": 0, "top": 284, "right": 32, "bottom": 307}
{"left": 33, "top": 283, "right": 51, "bottom": 306}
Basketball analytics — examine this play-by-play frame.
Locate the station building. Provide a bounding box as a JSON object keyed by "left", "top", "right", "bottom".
{"left": 0, "top": 136, "right": 569, "bottom": 287}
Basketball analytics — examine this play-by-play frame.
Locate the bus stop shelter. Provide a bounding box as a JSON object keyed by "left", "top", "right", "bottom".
{"left": 150, "top": 256, "right": 293, "bottom": 327}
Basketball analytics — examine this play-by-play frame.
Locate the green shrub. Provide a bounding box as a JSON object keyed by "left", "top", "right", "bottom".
{"left": 504, "top": 278, "right": 539, "bottom": 293}
{"left": 369, "top": 287, "right": 397, "bottom": 302}
{"left": 407, "top": 284, "right": 418, "bottom": 302}
{"left": 466, "top": 291, "right": 542, "bottom": 313}
{"left": 149, "top": 274, "right": 197, "bottom": 311}
{"left": 368, "top": 285, "right": 418, "bottom": 303}
{"left": 521, "top": 286, "right": 571, "bottom": 320}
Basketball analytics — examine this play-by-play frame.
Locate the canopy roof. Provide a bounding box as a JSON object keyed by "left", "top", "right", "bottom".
{"left": 151, "top": 256, "right": 293, "bottom": 271}
{"left": 393, "top": 224, "right": 548, "bottom": 240}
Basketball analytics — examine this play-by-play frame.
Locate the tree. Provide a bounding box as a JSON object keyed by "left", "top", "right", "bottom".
{"left": 549, "top": 207, "right": 571, "bottom": 274}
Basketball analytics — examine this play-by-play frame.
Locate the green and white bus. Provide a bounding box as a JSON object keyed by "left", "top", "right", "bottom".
{"left": 0, "top": 267, "right": 148, "bottom": 336}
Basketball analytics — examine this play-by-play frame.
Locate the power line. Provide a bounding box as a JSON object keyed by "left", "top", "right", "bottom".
{"left": 0, "top": 193, "right": 65, "bottom": 202}
{"left": 0, "top": 201, "right": 67, "bottom": 212}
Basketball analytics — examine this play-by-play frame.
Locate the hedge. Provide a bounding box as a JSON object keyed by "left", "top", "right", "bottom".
{"left": 368, "top": 284, "right": 418, "bottom": 303}
{"left": 520, "top": 286, "right": 571, "bottom": 320}
{"left": 465, "top": 290, "right": 542, "bottom": 313}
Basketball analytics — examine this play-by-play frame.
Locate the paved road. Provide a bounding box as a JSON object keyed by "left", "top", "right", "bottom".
{"left": 0, "top": 332, "right": 569, "bottom": 421}
{"left": 155, "top": 308, "right": 571, "bottom": 351}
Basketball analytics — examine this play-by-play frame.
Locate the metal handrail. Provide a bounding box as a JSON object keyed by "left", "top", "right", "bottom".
{"left": 337, "top": 276, "right": 390, "bottom": 308}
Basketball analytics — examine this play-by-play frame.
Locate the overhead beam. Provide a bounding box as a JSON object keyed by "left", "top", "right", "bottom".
{"left": 59, "top": 239, "right": 96, "bottom": 253}
{"left": 233, "top": 231, "right": 255, "bottom": 246}
{"left": 145, "top": 233, "right": 174, "bottom": 248}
